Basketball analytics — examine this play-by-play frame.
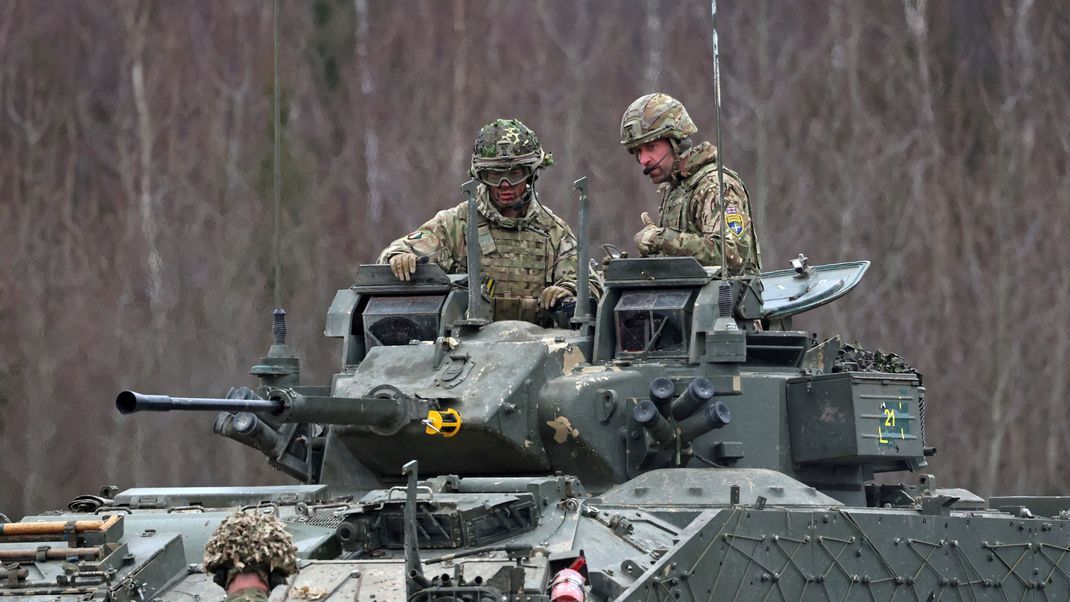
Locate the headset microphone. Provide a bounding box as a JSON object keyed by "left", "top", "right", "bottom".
{"left": 642, "top": 148, "right": 673, "bottom": 176}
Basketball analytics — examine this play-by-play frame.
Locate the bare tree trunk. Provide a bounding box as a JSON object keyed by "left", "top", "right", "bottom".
{"left": 1045, "top": 272, "right": 1070, "bottom": 488}
{"left": 982, "top": 0, "right": 1035, "bottom": 497}
{"left": 826, "top": 0, "right": 863, "bottom": 335}
{"left": 121, "top": 1, "right": 158, "bottom": 486}
{"left": 126, "top": 3, "right": 163, "bottom": 346}
{"left": 753, "top": 0, "right": 770, "bottom": 262}
{"left": 354, "top": 0, "right": 381, "bottom": 224}
{"left": 8, "top": 72, "right": 55, "bottom": 514}
{"left": 449, "top": 0, "right": 468, "bottom": 177}
{"left": 642, "top": 0, "right": 664, "bottom": 91}
{"left": 3, "top": 0, "right": 1070, "bottom": 520}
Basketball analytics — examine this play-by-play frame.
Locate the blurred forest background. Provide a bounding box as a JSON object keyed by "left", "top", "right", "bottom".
{"left": 1, "top": 0, "right": 1068, "bottom": 520}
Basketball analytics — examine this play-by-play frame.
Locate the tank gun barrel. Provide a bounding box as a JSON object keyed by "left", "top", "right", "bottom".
{"left": 116, "top": 391, "right": 284, "bottom": 415}
{"left": 280, "top": 393, "right": 414, "bottom": 432}
{"left": 117, "top": 389, "right": 419, "bottom": 435}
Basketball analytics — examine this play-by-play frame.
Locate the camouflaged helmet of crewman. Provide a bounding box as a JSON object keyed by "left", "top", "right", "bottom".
{"left": 619, "top": 93, "right": 697, "bottom": 185}
{"left": 470, "top": 118, "right": 554, "bottom": 215}
{"left": 203, "top": 510, "right": 298, "bottom": 597}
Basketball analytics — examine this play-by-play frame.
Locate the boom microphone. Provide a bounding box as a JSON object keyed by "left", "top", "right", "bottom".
{"left": 641, "top": 148, "right": 673, "bottom": 176}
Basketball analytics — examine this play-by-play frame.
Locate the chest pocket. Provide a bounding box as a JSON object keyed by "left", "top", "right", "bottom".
{"left": 478, "top": 224, "right": 549, "bottom": 299}
{"left": 658, "top": 187, "right": 689, "bottom": 231}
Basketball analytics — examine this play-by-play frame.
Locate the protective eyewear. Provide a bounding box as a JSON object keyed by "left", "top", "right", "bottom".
{"left": 476, "top": 167, "right": 530, "bottom": 187}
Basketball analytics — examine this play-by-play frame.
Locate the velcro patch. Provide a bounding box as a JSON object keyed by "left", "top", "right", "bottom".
{"left": 406, "top": 231, "right": 423, "bottom": 240}
{"left": 726, "top": 214, "right": 744, "bottom": 235}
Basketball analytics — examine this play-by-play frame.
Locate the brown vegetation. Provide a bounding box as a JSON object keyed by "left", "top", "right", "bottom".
{"left": 1, "top": 1, "right": 1068, "bottom": 520}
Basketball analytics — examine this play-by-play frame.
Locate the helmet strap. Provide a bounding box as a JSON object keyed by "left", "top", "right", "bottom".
{"left": 668, "top": 138, "right": 691, "bottom": 179}
{"left": 668, "top": 141, "right": 681, "bottom": 178}
{"left": 515, "top": 175, "right": 536, "bottom": 211}
{"left": 515, "top": 187, "right": 534, "bottom": 211}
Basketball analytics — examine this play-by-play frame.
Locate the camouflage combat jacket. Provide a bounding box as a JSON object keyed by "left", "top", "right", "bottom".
{"left": 224, "top": 588, "right": 268, "bottom": 602}
{"left": 648, "top": 141, "right": 761, "bottom": 275}
{"left": 378, "top": 186, "right": 602, "bottom": 324}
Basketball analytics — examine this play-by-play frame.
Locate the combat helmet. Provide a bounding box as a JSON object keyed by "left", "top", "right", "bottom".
{"left": 471, "top": 119, "right": 553, "bottom": 180}
{"left": 620, "top": 93, "right": 697, "bottom": 152}
{"left": 203, "top": 510, "right": 298, "bottom": 590}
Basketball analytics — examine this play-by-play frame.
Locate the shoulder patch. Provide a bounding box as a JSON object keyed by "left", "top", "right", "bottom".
{"left": 406, "top": 231, "right": 423, "bottom": 240}
{"left": 725, "top": 213, "right": 744, "bottom": 236}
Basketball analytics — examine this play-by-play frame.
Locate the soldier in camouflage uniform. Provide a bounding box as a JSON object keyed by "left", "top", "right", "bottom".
{"left": 620, "top": 93, "right": 761, "bottom": 275}
{"left": 203, "top": 510, "right": 298, "bottom": 602}
{"left": 379, "top": 118, "right": 602, "bottom": 325}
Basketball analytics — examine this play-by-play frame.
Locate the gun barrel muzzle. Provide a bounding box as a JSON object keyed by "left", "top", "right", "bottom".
{"left": 116, "top": 390, "right": 283, "bottom": 415}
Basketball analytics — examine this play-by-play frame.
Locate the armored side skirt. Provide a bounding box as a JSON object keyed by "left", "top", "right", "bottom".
{"left": 618, "top": 507, "right": 1070, "bottom": 601}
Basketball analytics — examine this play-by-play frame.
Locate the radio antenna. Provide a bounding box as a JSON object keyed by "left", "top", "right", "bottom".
{"left": 711, "top": 0, "right": 729, "bottom": 283}
{"left": 272, "top": 0, "right": 283, "bottom": 313}
{"left": 251, "top": 0, "right": 301, "bottom": 389}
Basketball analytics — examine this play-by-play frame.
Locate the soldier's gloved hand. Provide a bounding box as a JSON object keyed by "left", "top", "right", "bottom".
{"left": 540, "top": 285, "right": 574, "bottom": 310}
{"left": 634, "top": 212, "right": 664, "bottom": 256}
{"left": 388, "top": 252, "right": 419, "bottom": 281}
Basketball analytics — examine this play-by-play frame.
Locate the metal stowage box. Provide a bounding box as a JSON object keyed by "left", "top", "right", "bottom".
{"left": 786, "top": 372, "right": 922, "bottom": 464}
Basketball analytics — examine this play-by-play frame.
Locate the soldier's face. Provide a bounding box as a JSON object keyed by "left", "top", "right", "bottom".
{"left": 489, "top": 178, "right": 528, "bottom": 209}
{"left": 635, "top": 139, "right": 675, "bottom": 184}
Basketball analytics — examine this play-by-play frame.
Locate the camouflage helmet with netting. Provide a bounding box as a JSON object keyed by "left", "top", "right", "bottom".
{"left": 470, "top": 118, "right": 554, "bottom": 175}
{"left": 203, "top": 510, "right": 298, "bottom": 588}
{"left": 619, "top": 93, "right": 698, "bottom": 151}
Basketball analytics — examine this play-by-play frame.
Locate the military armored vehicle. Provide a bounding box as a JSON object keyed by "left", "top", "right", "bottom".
{"left": 4, "top": 190, "right": 1070, "bottom": 601}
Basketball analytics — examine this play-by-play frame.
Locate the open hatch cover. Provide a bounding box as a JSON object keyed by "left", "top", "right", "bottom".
{"left": 760, "top": 260, "right": 870, "bottom": 319}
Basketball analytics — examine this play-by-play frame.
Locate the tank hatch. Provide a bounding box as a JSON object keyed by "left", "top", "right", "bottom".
{"left": 336, "top": 492, "right": 538, "bottom": 554}
{"left": 760, "top": 259, "right": 870, "bottom": 318}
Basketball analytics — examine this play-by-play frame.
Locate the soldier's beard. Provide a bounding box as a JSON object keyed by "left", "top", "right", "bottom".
{"left": 648, "top": 166, "right": 672, "bottom": 184}
{"left": 641, "top": 148, "right": 675, "bottom": 184}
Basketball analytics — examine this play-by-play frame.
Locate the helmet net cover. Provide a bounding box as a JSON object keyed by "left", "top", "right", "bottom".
{"left": 203, "top": 510, "right": 298, "bottom": 587}
{"left": 619, "top": 93, "right": 698, "bottom": 151}
{"left": 470, "top": 118, "right": 554, "bottom": 175}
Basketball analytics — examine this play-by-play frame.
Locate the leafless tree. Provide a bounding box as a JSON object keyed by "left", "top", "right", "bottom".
{"left": 2, "top": 0, "right": 1068, "bottom": 519}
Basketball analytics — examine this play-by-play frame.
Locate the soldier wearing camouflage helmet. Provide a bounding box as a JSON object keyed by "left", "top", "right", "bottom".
{"left": 203, "top": 510, "right": 298, "bottom": 601}
{"left": 620, "top": 93, "right": 761, "bottom": 275}
{"left": 379, "top": 118, "right": 602, "bottom": 325}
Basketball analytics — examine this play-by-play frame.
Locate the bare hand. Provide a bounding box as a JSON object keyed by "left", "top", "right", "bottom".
{"left": 388, "top": 252, "right": 418, "bottom": 281}
{"left": 634, "top": 212, "right": 662, "bottom": 256}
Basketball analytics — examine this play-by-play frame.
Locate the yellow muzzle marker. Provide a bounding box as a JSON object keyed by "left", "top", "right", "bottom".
{"left": 423, "top": 408, "right": 462, "bottom": 437}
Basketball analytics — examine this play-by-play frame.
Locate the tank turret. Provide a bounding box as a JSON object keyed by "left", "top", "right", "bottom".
{"left": 117, "top": 257, "right": 919, "bottom": 504}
